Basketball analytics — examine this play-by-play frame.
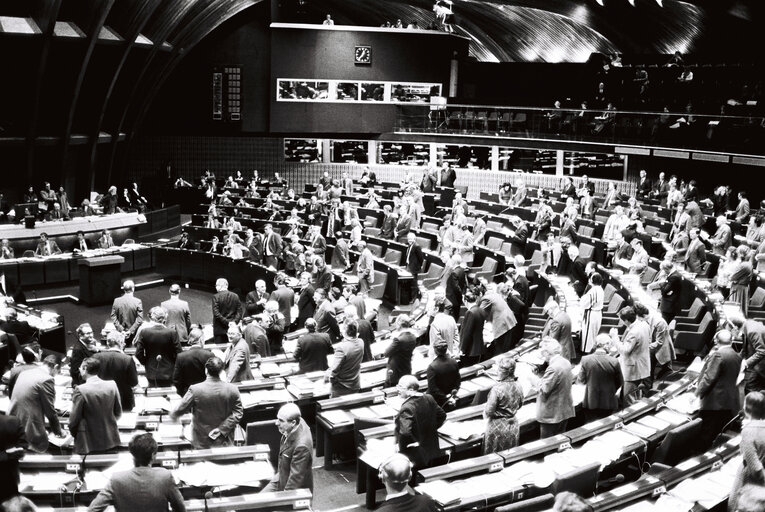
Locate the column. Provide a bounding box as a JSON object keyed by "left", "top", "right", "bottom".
{"left": 491, "top": 146, "right": 499, "bottom": 172}
{"left": 555, "top": 150, "right": 564, "bottom": 176}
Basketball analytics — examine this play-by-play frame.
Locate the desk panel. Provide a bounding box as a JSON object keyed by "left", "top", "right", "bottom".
{"left": 0, "top": 260, "right": 19, "bottom": 288}
{"left": 133, "top": 247, "right": 152, "bottom": 271}
{"left": 44, "top": 258, "right": 70, "bottom": 283}
{"left": 19, "top": 260, "right": 45, "bottom": 286}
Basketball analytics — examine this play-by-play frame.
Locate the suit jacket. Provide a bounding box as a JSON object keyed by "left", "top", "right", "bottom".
{"left": 314, "top": 300, "right": 340, "bottom": 342}
{"left": 378, "top": 494, "right": 438, "bottom": 512}
{"left": 110, "top": 295, "right": 143, "bottom": 338}
{"left": 637, "top": 177, "right": 652, "bottom": 197}
{"left": 616, "top": 320, "right": 651, "bottom": 382}
{"left": 578, "top": 352, "right": 622, "bottom": 411}
{"left": 542, "top": 311, "right": 575, "bottom": 362}
{"left": 0, "top": 246, "right": 15, "bottom": 259}
{"left": 270, "top": 287, "right": 295, "bottom": 326}
{"left": 93, "top": 350, "right": 138, "bottom": 411}
{"left": 270, "top": 418, "right": 314, "bottom": 491}
{"left": 460, "top": 305, "right": 487, "bottom": 358}
{"left": 161, "top": 298, "right": 192, "bottom": 341}
{"left": 245, "top": 290, "right": 270, "bottom": 316}
{"left": 88, "top": 467, "right": 185, "bottom": 512}
{"left": 536, "top": 354, "right": 575, "bottom": 424}
{"left": 742, "top": 320, "right": 765, "bottom": 378}
{"left": 172, "top": 347, "right": 214, "bottom": 396}
{"left": 8, "top": 367, "right": 61, "bottom": 452}
{"left": 381, "top": 215, "right": 396, "bottom": 239}
{"left": 69, "top": 376, "right": 122, "bottom": 454}
{"left": 440, "top": 168, "right": 457, "bottom": 188}
{"left": 696, "top": 345, "right": 741, "bottom": 411}
{"left": 313, "top": 267, "right": 334, "bottom": 293}
{"left": 224, "top": 338, "right": 255, "bottom": 382}
{"left": 648, "top": 314, "right": 676, "bottom": 366}
{"left": 0, "top": 414, "right": 27, "bottom": 502}
{"left": 710, "top": 224, "right": 732, "bottom": 254}
{"left": 384, "top": 330, "right": 417, "bottom": 386}
{"left": 685, "top": 238, "right": 706, "bottom": 273}
{"left": 329, "top": 337, "right": 364, "bottom": 393}
{"left": 405, "top": 243, "right": 425, "bottom": 274}
{"left": 395, "top": 393, "right": 446, "bottom": 467}
{"left": 311, "top": 234, "right": 327, "bottom": 255}
{"left": 445, "top": 266, "right": 467, "bottom": 314}
{"left": 427, "top": 355, "right": 461, "bottom": 407}
{"left": 244, "top": 322, "right": 270, "bottom": 357}
{"left": 331, "top": 239, "right": 350, "bottom": 269}
{"left": 35, "top": 240, "right": 62, "bottom": 256}
{"left": 172, "top": 377, "right": 243, "bottom": 449}
{"left": 480, "top": 291, "right": 517, "bottom": 340}
{"left": 212, "top": 290, "right": 242, "bottom": 335}
{"left": 296, "top": 285, "right": 316, "bottom": 327}
{"left": 135, "top": 324, "right": 182, "bottom": 382}
{"left": 395, "top": 215, "right": 412, "bottom": 240}
{"left": 357, "top": 318, "right": 375, "bottom": 362}
{"left": 660, "top": 271, "right": 683, "bottom": 315}
{"left": 294, "top": 332, "right": 333, "bottom": 373}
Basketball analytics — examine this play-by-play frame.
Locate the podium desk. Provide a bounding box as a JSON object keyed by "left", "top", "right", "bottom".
{"left": 78, "top": 255, "right": 124, "bottom": 306}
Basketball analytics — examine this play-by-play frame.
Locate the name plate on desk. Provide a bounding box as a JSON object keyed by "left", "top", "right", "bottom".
{"left": 78, "top": 255, "right": 125, "bottom": 267}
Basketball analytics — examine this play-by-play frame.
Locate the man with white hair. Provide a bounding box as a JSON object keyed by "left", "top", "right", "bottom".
{"left": 356, "top": 241, "right": 374, "bottom": 294}
{"left": 395, "top": 375, "right": 446, "bottom": 469}
{"left": 110, "top": 280, "right": 143, "bottom": 344}
{"left": 378, "top": 453, "right": 437, "bottom": 511}
{"left": 729, "top": 312, "right": 765, "bottom": 394}
{"left": 709, "top": 215, "right": 732, "bottom": 256}
{"left": 610, "top": 306, "right": 651, "bottom": 405}
{"left": 536, "top": 338, "right": 575, "bottom": 438}
{"left": 245, "top": 279, "right": 269, "bottom": 316}
{"left": 223, "top": 322, "right": 253, "bottom": 383}
{"left": 541, "top": 300, "right": 575, "bottom": 362}
{"left": 261, "top": 403, "right": 313, "bottom": 492}
{"left": 578, "top": 334, "right": 622, "bottom": 422}
{"left": 212, "top": 278, "right": 242, "bottom": 344}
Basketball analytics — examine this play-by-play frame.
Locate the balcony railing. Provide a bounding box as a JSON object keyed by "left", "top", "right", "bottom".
{"left": 395, "top": 104, "right": 765, "bottom": 155}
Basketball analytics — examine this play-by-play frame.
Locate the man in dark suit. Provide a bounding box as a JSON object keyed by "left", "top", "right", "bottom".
{"left": 460, "top": 293, "right": 487, "bottom": 365}
{"left": 380, "top": 205, "right": 396, "bottom": 240}
{"left": 212, "top": 278, "right": 242, "bottom": 344}
{"left": 578, "top": 334, "right": 623, "bottom": 422}
{"left": 170, "top": 356, "right": 243, "bottom": 449}
{"left": 440, "top": 164, "right": 457, "bottom": 188}
{"left": 243, "top": 315, "right": 271, "bottom": 357}
{"left": 296, "top": 272, "right": 316, "bottom": 328}
{"left": 395, "top": 375, "right": 447, "bottom": 469}
{"left": 445, "top": 255, "right": 467, "bottom": 322}
{"left": 636, "top": 169, "right": 652, "bottom": 198}
{"left": 313, "top": 288, "right": 341, "bottom": 343}
{"left": 244, "top": 279, "right": 269, "bottom": 316}
{"left": 135, "top": 307, "right": 182, "bottom": 387}
{"left": 427, "top": 341, "right": 461, "bottom": 410}
{"left": 312, "top": 256, "right": 333, "bottom": 293}
{"left": 172, "top": 328, "right": 213, "bottom": 397}
{"left": 8, "top": 356, "right": 62, "bottom": 453}
{"left": 659, "top": 262, "right": 683, "bottom": 323}
{"left": 69, "top": 357, "right": 122, "bottom": 455}
{"left": 261, "top": 403, "right": 314, "bottom": 493}
{"left": 224, "top": 323, "right": 254, "bottom": 383}
{"left": 88, "top": 433, "right": 185, "bottom": 512}
{"left": 110, "top": 280, "right": 143, "bottom": 344}
{"left": 405, "top": 232, "right": 425, "bottom": 303}
{"left": 685, "top": 228, "right": 706, "bottom": 274}
{"left": 1, "top": 309, "right": 36, "bottom": 347}
{"left": 262, "top": 223, "right": 283, "bottom": 269}
{"left": 161, "top": 284, "right": 192, "bottom": 342}
{"left": 0, "top": 413, "right": 27, "bottom": 503}
{"left": 326, "top": 321, "right": 364, "bottom": 397}
{"left": 651, "top": 171, "right": 669, "bottom": 204}
{"left": 70, "top": 323, "right": 98, "bottom": 387}
{"left": 269, "top": 273, "right": 295, "bottom": 328}
{"left": 378, "top": 453, "right": 437, "bottom": 512}
{"left": 384, "top": 315, "right": 418, "bottom": 387}
{"left": 536, "top": 338, "right": 575, "bottom": 438}
{"left": 541, "top": 300, "right": 575, "bottom": 362}
{"left": 696, "top": 329, "right": 742, "bottom": 448}
{"left": 293, "top": 318, "right": 333, "bottom": 374}
{"left": 94, "top": 332, "right": 138, "bottom": 411}
{"left": 730, "top": 313, "right": 765, "bottom": 394}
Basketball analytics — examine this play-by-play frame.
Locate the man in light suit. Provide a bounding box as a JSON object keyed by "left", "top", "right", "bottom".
{"left": 709, "top": 215, "right": 732, "bottom": 256}
{"left": 610, "top": 306, "right": 651, "bottom": 405}
{"left": 309, "top": 225, "right": 326, "bottom": 255}
{"left": 34, "top": 232, "right": 61, "bottom": 256}
{"left": 0, "top": 413, "right": 27, "bottom": 503}
{"left": 223, "top": 323, "right": 254, "bottom": 383}
{"left": 696, "top": 329, "right": 742, "bottom": 448}
{"left": 69, "top": 357, "right": 122, "bottom": 454}
{"left": 260, "top": 403, "right": 314, "bottom": 493}
{"left": 1, "top": 238, "right": 15, "bottom": 259}
{"left": 110, "top": 280, "right": 143, "bottom": 344}
{"left": 94, "top": 331, "right": 138, "bottom": 411}
{"left": 88, "top": 433, "right": 186, "bottom": 512}
{"left": 356, "top": 241, "right": 375, "bottom": 294}
{"left": 578, "top": 334, "right": 623, "bottom": 422}
{"left": 394, "top": 211, "right": 413, "bottom": 244}
{"left": 170, "top": 356, "right": 243, "bottom": 449}
{"left": 245, "top": 279, "right": 269, "bottom": 316}
{"left": 212, "top": 278, "right": 242, "bottom": 344}
{"left": 541, "top": 300, "right": 575, "bottom": 362}
{"left": 269, "top": 273, "right": 295, "bottom": 328}
{"left": 262, "top": 223, "right": 283, "bottom": 269}
{"left": 480, "top": 286, "right": 517, "bottom": 355}
{"left": 172, "top": 328, "right": 213, "bottom": 397}
{"left": 313, "top": 288, "right": 340, "bottom": 342}
{"left": 293, "top": 318, "right": 333, "bottom": 374}
{"left": 331, "top": 231, "right": 351, "bottom": 271}
{"left": 735, "top": 191, "right": 751, "bottom": 224}
{"left": 97, "top": 229, "right": 114, "bottom": 249}
{"left": 134, "top": 307, "right": 182, "bottom": 387}
{"left": 161, "top": 284, "right": 192, "bottom": 342}
{"left": 8, "top": 356, "right": 62, "bottom": 453}
{"left": 685, "top": 228, "right": 706, "bottom": 274}
{"left": 536, "top": 338, "right": 575, "bottom": 438}
{"left": 395, "top": 375, "right": 447, "bottom": 468}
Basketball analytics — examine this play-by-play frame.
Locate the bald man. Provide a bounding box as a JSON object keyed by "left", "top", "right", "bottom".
{"left": 378, "top": 453, "right": 437, "bottom": 512}
{"left": 261, "top": 403, "right": 313, "bottom": 492}
{"left": 110, "top": 280, "right": 143, "bottom": 344}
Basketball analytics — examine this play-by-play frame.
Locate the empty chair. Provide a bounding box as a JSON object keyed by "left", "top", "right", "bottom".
{"left": 246, "top": 420, "right": 282, "bottom": 470}
{"left": 674, "top": 312, "right": 715, "bottom": 354}
{"left": 651, "top": 418, "right": 703, "bottom": 466}
{"left": 366, "top": 227, "right": 381, "bottom": 237}
{"left": 368, "top": 271, "right": 387, "bottom": 299}
{"left": 384, "top": 248, "right": 402, "bottom": 265}
{"left": 749, "top": 287, "right": 765, "bottom": 311}
{"left": 578, "top": 243, "right": 595, "bottom": 261}
{"left": 641, "top": 266, "right": 659, "bottom": 286}
{"left": 363, "top": 215, "right": 378, "bottom": 227}
{"left": 22, "top": 250, "right": 35, "bottom": 257}
{"left": 123, "top": 238, "right": 136, "bottom": 245}
{"left": 367, "top": 243, "right": 384, "bottom": 258}
{"left": 605, "top": 293, "right": 625, "bottom": 314}
{"left": 674, "top": 298, "right": 705, "bottom": 324}
{"left": 415, "top": 236, "right": 432, "bottom": 251}
{"left": 487, "top": 220, "right": 505, "bottom": 231}
{"left": 603, "top": 283, "right": 618, "bottom": 304}
{"left": 421, "top": 221, "right": 440, "bottom": 233}
{"left": 486, "top": 237, "right": 503, "bottom": 251}
{"left": 552, "top": 461, "right": 601, "bottom": 498}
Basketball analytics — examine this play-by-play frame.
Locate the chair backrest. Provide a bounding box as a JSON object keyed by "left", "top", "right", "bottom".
{"left": 422, "top": 221, "right": 440, "bottom": 233}
{"left": 415, "top": 236, "right": 432, "bottom": 251}
{"left": 471, "top": 386, "right": 492, "bottom": 406}
{"left": 123, "top": 238, "right": 136, "bottom": 245}
{"left": 384, "top": 249, "right": 403, "bottom": 265}
{"left": 641, "top": 266, "right": 658, "bottom": 285}
{"left": 486, "top": 237, "right": 503, "bottom": 251}
{"left": 552, "top": 461, "right": 601, "bottom": 497}
{"left": 22, "top": 250, "right": 35, "bottom": 257}
{"left": 651, "top": 418, "right": 703, "bottom": 466}
{"left": 494, "top": 493, "right": 555, "bottom": 512}
{"left": 603, "top": 283, "right": 617, "bottom": 304}
{"left": 606, "top": 293, "right": 625, "bottom": 313}
{"left": 246, "top": 420, "right": 281, "bottom": 469}
{"left": 750, "top": 287, "right": 765, "bottom": 309}
{"left": 367, "top": 243, "right": 384, "bottom": 258}
{"left": 364, "top": 215, "right": 378, "bottom": 227}
{"left": 366, "top": 227, "right": 381, "bottom": 237}
{"left": 578, "top": 243, "right": 595, "bottom": 261}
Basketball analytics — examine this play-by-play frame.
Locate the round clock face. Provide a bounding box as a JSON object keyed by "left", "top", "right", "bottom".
{"left": 355, "top": 46, "right": 371, "bottom": 64}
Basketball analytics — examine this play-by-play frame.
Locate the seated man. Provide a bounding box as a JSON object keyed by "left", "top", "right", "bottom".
{"left": 378, "top": 453, "right": 437, "bottom": 512}
{"left": 34, "top": 232, "right": 61, "bottom": 256}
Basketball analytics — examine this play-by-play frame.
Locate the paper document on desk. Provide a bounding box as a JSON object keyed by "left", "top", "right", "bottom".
{"left": 417, "top": 480, "right": 461, "bottom": 506}
{"left": 174, "top": 460, "right": 274, "bottom": 487}
{"left": 438, "top": 419, "right": 486, "bottom": 441}
{"left": 47, "top": 433, "right": 73, "bottom": 448}
{"left": 360, "top": 368, "right": 387, "bottom": 388}
{"left": 368, "top": 403, "right": 397, "bottom": 418}
{"left": 117, "top": 412, "right": 138, "bottom": 429}
{"left": 321, "top": 409, "right": 353, "bottom": 425}
{"left": 156, "top": 422, "right": 184, "bottom": 441}
{"left": 20, "top": 472, "right": 77, "bottom": 492}
{"left": 665, "top": 393, "right": 699, "bottom": 415}
{"left": 360, "top": 437, "right": 397, "bottom": 469}
{"left": 140, "top": 396, "right": 172, "bottom": 413}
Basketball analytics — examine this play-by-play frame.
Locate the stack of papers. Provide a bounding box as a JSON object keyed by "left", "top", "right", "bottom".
{"left": 665, "top": 393, "right": 699, "bottom": 415}
{"left": 438, "top": 419, "right": 486, "bottom": 441}
{"left": 174, "top": 460, "right": 274, "bottom": 487}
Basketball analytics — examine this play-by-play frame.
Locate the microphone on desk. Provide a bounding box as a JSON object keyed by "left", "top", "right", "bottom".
{"left": 204, "top": 491, "right": 213, "bottom": 512}
{"left": 597, "top": 473, "right": 625, "bottom": 491}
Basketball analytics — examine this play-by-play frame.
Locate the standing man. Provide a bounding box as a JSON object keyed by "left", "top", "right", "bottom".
{"left": 212, "top": 278, "right": 242, "bottom": 344}
{"left": 170, "top": 356, "right": 243, "bottom": 449}
{"left": 331, "top": 231, "right": 351, "bottom": 271}
{"left": 395, "top": 375, "right": 447, "bottom": 469}
{"left": 378, "top": 453, "right": 437, "bottom": 512}
{"left": 296, "top": 271, "right": 316, "bottom": 327}
{"left": 440, "top": 163, "right": 457, "bottom": 188}
{"left": 70, "top": 323, "right": 98, "bottom": 386}
{"left": 94, "top": 331, "right": 138, "bottom": 411}
{"left": 244, "top": 314, "right": 271, "bottom": 358}
{"left": 729, "top": 312, "right": 765, "bottom": 394}
{"left": 480, "top": 285, "right": 517, "bottom": 356}
{"left": 312, "top": 256, "right": 334, "bottom": 293}
{"left": 270, "top": 273, "right": 295, "bottom": 329}
{"left": 445, "top": 254, "right": 467, "bottom": 322}
{"left": 380, "top": 205, "right": 396, "bottom": 240}
{"left": 172, "top": 327, "right": 213, "bottom": 397}
{"left": 69, "top": 357, "right": 122, "bottom": 455}
{"left": 696, "top": 329, "right": 742, "bottom": 448}
{"left": 294, "top": 318, "right": 333, "bottom": 374}
{"left": 685, "top": 227, "right": 706, "bottom": 274}
{"left": 578, "top": 334, "right": 622, "bottom": 422}
{"left": 262, "top": 223, "right": 283, "bottom": 269}
{"left": 636, "top": 170, "right": 652, "bottom": 198}
{"left": 313, "top": 288, "right": 341, "bottom": 342}
{"left": 709, "top": 216, "right": 732, "bottom": 256}
{"left": 0, "top": 413, "right": 26, "bottom": 503}
{"left": 260, "top": 403, "right": 314, "bottom": 493}
{"left": 325, "top": 321, "right": 364, "bottom": 397}
{"left": 134, "top": 307, "right": 182, "bottom": 388}
{"left": 87, "top": 433, "right": 186, "bottom": 512}
{"left": 8, "top": 356, "right": 62, "bottom": 453}
{"left": 541, "top": 300, "right": 575, "bottom": 362}
{"left": 161, "top": 284, "right": 192, "bottom": 342}
{"left": 405, "top": 232, "right": 425, "bottom": 303}
{"left": 245, "top": 279, "right": 269, "bottom": 316}
{"left": 536, "top": 338, "right": 575, "bottom": 438}
{"left": 427, "top": 341, "right": 461, "bottom": 410}
{"left": 110, "top": 280, "right": 143, "bottom": 345}
{"left": 460, "top": 292, "right": 488, "bottom": 365}
{"left": 223, "top": 323, "right": 254, "bottom": 383}
{"left": 659, "top": 262, "right": 683, "bottom": 324}
{"left": 356, "top": 241, "right": 374, "bottom": 294}
{"left": 384, "top": 315, "right": 418, "bottom": 387}
{"left": 610, "top": 306, "right": 651, "bottom": 405}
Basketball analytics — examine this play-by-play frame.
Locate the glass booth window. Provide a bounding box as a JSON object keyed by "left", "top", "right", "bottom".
{"left": 391, "top": 84, "right": 441, "bottom": 103}
{"left": 278, "top": 80, "right": 329, "bottom": 100}
{"left": 436, "top": 145, "right": 491, "bottom": 170}
{"left": 335, "top": 82, "right": 359, "bottom": 101}
{"left": 378, "top": 142, "right": 429, "bottom": 165}
{"left": 284, "top": 139, "right": 322, "bottom": 162}
{"left": 331, "top": 141, "right": 368, "bottom": 163}
{"left": 361, "top": 83, "right": 385, "bottom": 101}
